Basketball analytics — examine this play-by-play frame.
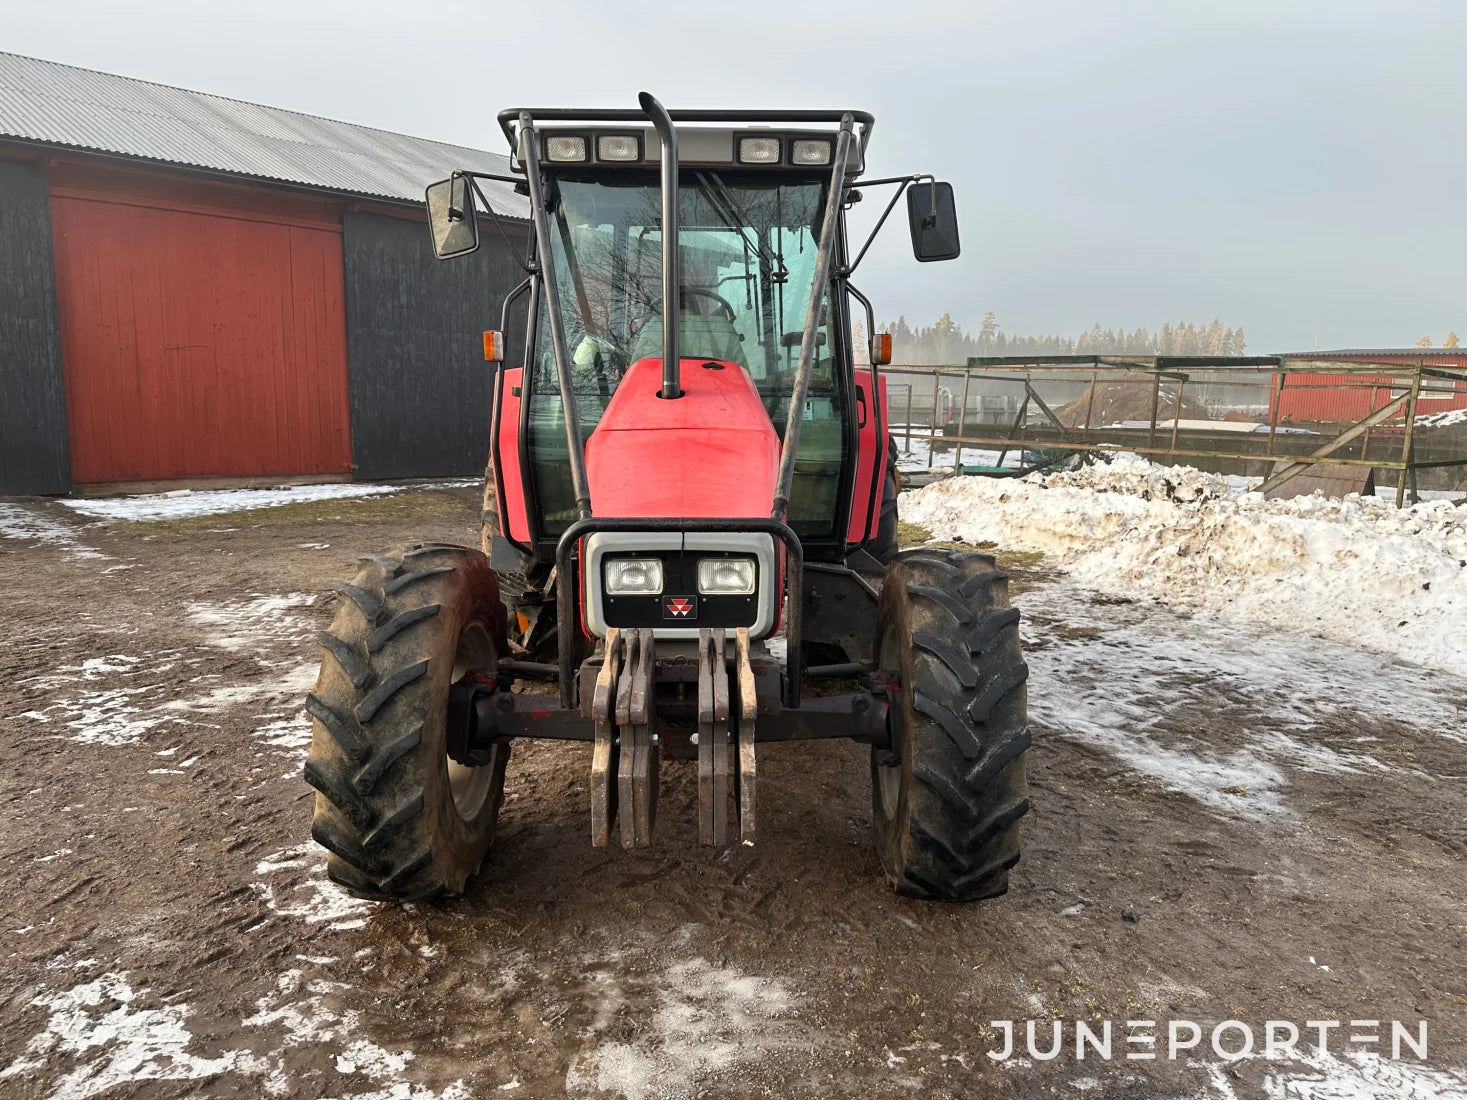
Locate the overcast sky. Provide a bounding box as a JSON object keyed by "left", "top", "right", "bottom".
{"left": 5, "top": 0, "right": 1464, "bottom": 352}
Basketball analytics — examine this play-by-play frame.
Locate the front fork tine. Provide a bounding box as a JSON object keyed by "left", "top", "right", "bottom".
{"left": 590, "top": 629, "right": 622, "bottom": 848}
{"left": 618, "top": 628, "right": 657, "bottom": 848}
{"left": 735, "top": 627, "right": 757, "bottom": 845}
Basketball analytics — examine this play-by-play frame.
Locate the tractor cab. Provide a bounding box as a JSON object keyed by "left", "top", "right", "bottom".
{"left": 519, "top": 163, "right": 847, "bottom": 541}
{"left": 301, "top": 95, "right": 1028, "bottom": 907}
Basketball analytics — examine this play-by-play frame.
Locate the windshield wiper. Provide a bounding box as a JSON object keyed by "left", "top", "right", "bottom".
{"left": 695, "top": 171, "right": 788, "bottom": 283}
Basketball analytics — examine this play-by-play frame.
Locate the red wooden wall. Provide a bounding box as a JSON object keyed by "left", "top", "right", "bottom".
{"left": 49, "top": 168, "right": 351, "bottom": 482}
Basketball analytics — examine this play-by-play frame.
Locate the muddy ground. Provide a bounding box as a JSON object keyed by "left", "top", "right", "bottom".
{"left": 1, "top": 483, "right": 1465, "bottom": 1099}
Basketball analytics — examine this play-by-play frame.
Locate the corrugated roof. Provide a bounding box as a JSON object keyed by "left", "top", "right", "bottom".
{"left": 0, "top": 51, "right": 526, "bottom": 216}
{"left": 1302, "top": 348, "right": 1467, "bottom": 362}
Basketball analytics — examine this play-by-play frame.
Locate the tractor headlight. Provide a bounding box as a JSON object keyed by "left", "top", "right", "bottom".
{"left": 790, "top": 138, "right": 833, "bottom": 165}
{"left": 697, "top": 557, "right": 756, "bottom": 595}
{"left": 596, "top": 133, "right": 642, "bottom": 162}
{"left": 544, "top": 135, "right": 589, "bottom": 162}
{"left": 737, "top": 136, "right": 781, "bottom": 164}
{"left": 605, "top": 558, "right": 663, "bottom": 595}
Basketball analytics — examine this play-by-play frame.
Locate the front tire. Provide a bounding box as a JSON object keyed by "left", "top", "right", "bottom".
{"left": 304, "top": 545, "right": 510, "bottom": 901}
{"left": 871, "top": 548, "right": 1031, "bottom": 901}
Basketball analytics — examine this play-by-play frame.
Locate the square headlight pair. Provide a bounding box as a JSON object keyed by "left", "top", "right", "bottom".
{"left": 736, "top": 136, "right": 833, "bottom": 166}
{"left": 604, "top": 557, "right": 756, "bottom": 596}
{"left": 544, "top": 133, "right": 642, "bottom": 163}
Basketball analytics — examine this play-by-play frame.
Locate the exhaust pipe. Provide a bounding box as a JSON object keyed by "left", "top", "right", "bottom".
{"left": 639, "top": 92, "right": 681, "bottom": 399}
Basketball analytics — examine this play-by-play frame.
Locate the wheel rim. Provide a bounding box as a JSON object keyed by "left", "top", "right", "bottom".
{"left": 876, "top": 622, "right": 903, "bottom": 819}
{"left": 447, "top": 620, "right": 496, "bottom": 820}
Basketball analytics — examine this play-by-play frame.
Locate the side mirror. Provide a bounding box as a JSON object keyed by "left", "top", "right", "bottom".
{"left": 426, "top": 175, "right": 479, "bottom": 259}
{"left": 907, "top": 181, "right": 960, "bottom": 262}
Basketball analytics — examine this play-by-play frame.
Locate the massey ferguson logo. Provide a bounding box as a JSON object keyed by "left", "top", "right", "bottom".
{"left": 663, "top": 596, "right": 697, "bottom": 619}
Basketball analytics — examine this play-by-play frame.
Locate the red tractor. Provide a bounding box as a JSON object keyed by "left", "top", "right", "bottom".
{"left": 304, "top": 95, "right": 1030, "bottom": 903}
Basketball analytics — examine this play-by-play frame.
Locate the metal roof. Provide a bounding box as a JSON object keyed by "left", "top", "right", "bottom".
{"left": 0, "top": 51, "right": 526, "bottom": 216}
{"left": 1303, "top": 348, "right": 1467, "bottom": 362}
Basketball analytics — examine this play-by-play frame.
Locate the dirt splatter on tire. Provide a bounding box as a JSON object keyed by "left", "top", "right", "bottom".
{"left": 304, "top": 544, "right": 510, "bottom": 901}
{"left": 872, "top": 547, "right": 1030, "bottom": 901}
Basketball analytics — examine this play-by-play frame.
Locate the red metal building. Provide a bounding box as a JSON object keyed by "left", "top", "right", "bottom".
{"left": 1272, "top": 350, "right": 1467, "bottom": 424}
{"left": 0, "top": 51, "right": 525, "bottom": 495}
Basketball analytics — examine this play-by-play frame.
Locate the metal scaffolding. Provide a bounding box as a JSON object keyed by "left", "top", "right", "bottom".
{"left": 883, "top": 354, "right": 1467, "bottom": 506}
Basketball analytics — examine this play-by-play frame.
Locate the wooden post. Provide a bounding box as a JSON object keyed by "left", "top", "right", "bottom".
{"left": 1083, "top": 368, "right": 1098, "bottom": 431}
{"left": 1170, "top": 378, "right": 1187, "bottom": 452}
{"left": 1397, "top": 362, "right": 1423, "bottom": 508}
{"left": 1265, "top": 371, "right": 1287, "bottom": 458}
{"left": 956, "top": 367, "right": 972, "bottom": 471}
{"left": 1147, "top": 371, "right": 1162, "bottom": 448}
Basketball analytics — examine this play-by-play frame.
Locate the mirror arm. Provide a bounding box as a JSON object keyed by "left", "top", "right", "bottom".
{"left": 846, "top": 281, "right": 878, "bottom": 366}
{"left": 843, "top": 173, "right": 933, "bottom": 277}
{"left": 845, "top": 279, "right": 887, "bottom": 549}
{"left": 464, "top": 174, "right": 534, "bottom": 275}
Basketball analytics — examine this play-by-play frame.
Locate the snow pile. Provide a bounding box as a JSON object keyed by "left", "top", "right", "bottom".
{"left": 902, "top": 456, "right": 1467, "bottom": 673}
{"left": 1038, "top": 452, "right": 1235, "bottom": 502}
{"left": 60, "top": 483, "right": 399, "bottom": 522}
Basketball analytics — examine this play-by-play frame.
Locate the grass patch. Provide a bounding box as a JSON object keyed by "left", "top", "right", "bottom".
{"left": 120, "top": 487, "right": 477, "bottom": 534}
{"left": 896, "top": 522, "right": 1052, "bottom": 593}
{"left": 896, "top": 519, "right": 934, "bottom": 547}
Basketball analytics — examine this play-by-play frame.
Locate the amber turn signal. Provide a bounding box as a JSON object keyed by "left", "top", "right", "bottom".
{"left": 483, "top": 330, "right": 503, "bottom": 363}
{"left": 872, "top": 332, "right": 892, "bottom": 366}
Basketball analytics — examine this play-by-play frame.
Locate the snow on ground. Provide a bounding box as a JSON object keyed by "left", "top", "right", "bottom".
{"left": 0, "top": 502, "right": 107, "bottom": 560}
{"left": 1201, "top": 1048, "right": 1467, "bottom": 1099}
{"left": 563, "top": 952, "right": 801, "bottom": 1100}
{"left": 1024, "top": 580, "right": 1466, "bottom": 818}
{"left": 890, "top": 426, "right": 1024, "bottom": 474}
{"left": 10, "top": 595, "right": 319, "bottom": 750}
{"left": 1419, "top": 407, "right": 1467, "bottom": 429}
{"left": 59, "top": 483, "right": 401, "bottom": 522}
{"left": 903, "top": 454, "right": 1467, "bottom": 674}
{"left": 0, "top": 970, "right": 269, "bottom": 1099}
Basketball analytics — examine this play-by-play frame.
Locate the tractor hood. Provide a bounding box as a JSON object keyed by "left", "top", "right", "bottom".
{"left": 585, "top": 357, "right": 779, "bottom": 519}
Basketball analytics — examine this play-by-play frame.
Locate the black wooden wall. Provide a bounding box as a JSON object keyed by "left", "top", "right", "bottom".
{"left": 342, "top": 211, "right": 527, "bottom": 480}
{"left": 0, "top": 160, "right": 70, "bottom": 495}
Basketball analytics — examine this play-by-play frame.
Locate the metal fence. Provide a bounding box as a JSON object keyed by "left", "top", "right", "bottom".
{"left": 884, "top": 355, "right": 1467, "bottom": 505}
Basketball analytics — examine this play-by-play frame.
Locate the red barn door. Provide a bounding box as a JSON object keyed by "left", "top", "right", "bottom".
{"left": 50, "top": 172, "right": 351, "bottom": 484}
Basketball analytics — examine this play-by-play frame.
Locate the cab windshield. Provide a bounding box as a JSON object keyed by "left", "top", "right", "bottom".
{"left": 527, "top": 172, "right": 846, "bottom": 538}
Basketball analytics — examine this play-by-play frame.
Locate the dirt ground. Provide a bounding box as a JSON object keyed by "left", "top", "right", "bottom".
{"left": 1, "top": 483, "right": 1465, "bottom": 1099}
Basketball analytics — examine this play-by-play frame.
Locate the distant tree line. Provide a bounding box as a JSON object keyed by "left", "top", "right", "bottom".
{"left": 1415, "top": 333, "right": 1460, "bottom": 348}
{"left": 878, "top": 312, "right": 1248, "bottom": 364}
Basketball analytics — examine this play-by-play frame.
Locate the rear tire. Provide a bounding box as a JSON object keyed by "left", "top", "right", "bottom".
{"left": 871, "top": 548, "right": 1030, "bottom": 901}
{"left": 304, "top": 544, "right": 510, "bottom": 901}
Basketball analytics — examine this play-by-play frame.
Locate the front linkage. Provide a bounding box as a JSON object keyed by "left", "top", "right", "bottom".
{"left": 446, "top": 623, "right": 893, "bottom": 850}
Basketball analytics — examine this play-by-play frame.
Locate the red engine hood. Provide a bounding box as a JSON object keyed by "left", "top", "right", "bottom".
{"left": 586, "top": 358, "right": 779, "bottom": 519}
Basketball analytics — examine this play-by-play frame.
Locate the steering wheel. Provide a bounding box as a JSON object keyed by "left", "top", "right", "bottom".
{"left": 679, "top": 285, "right": 739, "bottom": 323}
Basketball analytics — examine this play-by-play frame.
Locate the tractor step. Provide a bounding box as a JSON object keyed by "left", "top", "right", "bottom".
{"left": 586, "top": 626, "right": 756, "bottom": 848}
